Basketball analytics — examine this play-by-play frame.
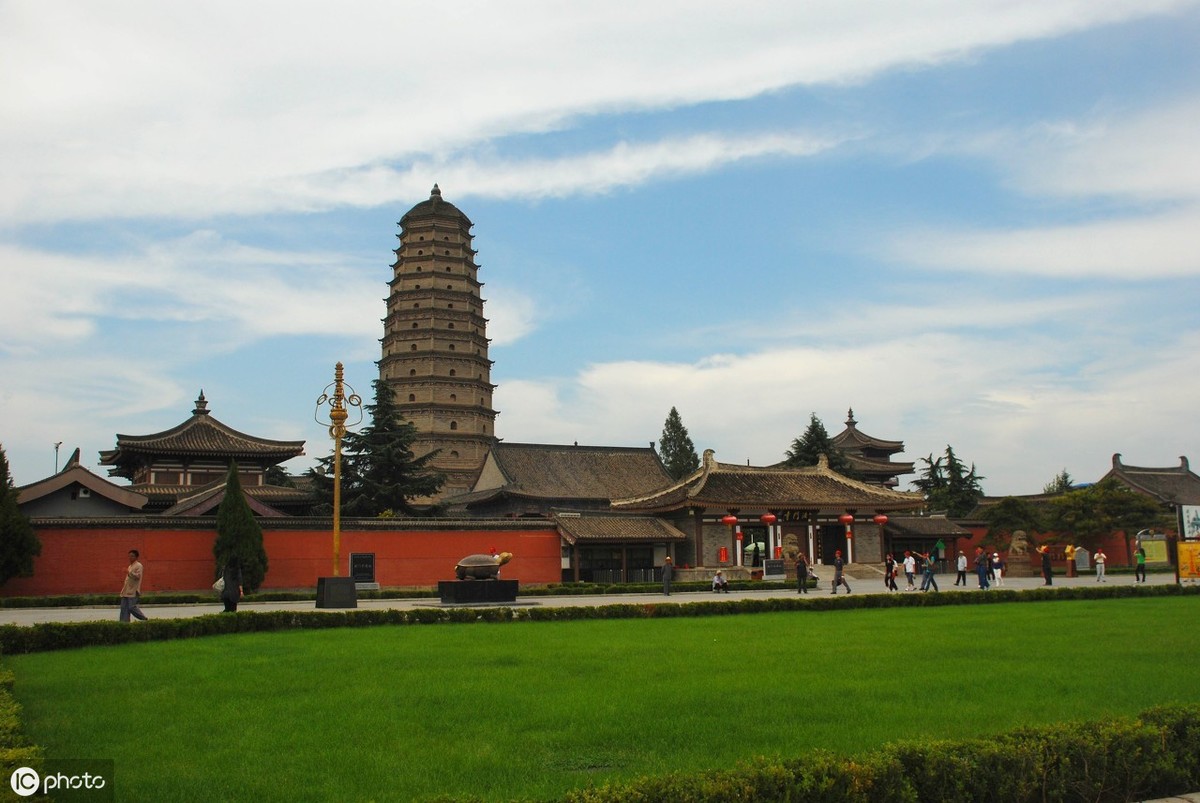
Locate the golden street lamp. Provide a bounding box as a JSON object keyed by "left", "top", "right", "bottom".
{"left": 314, "top": 362, "right": 362, "bottom": 577}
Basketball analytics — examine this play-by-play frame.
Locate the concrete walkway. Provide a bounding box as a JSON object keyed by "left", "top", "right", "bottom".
{"left": 0, "top": 570, "right": 1182, "bottom": 626}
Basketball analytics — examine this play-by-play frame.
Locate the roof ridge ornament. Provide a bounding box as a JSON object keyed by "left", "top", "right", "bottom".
{"left": 846, "top": 408, "right": 856, "bottom": 427}
{"left": 193, "top": 391, "right": 210, "bottom": 416}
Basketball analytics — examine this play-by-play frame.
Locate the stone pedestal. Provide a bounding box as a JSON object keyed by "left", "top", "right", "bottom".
{"left": 316, "top": 576, "right": 358, "bottom": 609}
{"left": 438, "top": 579, "right": 518, "bottom": 604}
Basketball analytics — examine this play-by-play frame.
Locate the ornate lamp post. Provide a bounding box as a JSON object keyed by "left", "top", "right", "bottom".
{"left": 314, "top": 362, "right": 362, "bottom": 577}
{"left": 839, "top": 513, "right": 855, "bottom": 563}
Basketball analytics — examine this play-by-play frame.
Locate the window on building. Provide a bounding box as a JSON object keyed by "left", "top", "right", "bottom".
{"left": 449, "top": 421, "right": 458, "bottom": 430}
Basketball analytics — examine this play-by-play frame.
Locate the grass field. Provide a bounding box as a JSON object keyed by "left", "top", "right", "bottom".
{"left": 7, "top": 596, "right": 1199, "bottom": 801}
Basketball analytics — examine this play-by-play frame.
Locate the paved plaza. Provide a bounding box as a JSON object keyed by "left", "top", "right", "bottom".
{"left": 0, "top": 570, "right": 1183, "bottom": 627}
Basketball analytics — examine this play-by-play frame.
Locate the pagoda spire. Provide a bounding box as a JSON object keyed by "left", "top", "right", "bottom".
{"left": 193, "top": 391, "right": 210, "bottom": 416}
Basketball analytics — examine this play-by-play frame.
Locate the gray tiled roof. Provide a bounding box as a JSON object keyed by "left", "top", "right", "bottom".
{"left": 485, "top": 442, "right": 672, "bottom": 501}
{"left": 613, "top": 450, "right": 924, "bottom": 514}
{"left": 1102, "top": 454, "right": 1200, "bottom": 505}
{"left": 554, "top": 512, "right": 688, "bottom": 544}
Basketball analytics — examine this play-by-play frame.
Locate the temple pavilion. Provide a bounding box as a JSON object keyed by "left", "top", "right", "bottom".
{"left": 97, "top": 392, "right": 310, "bottom": 515}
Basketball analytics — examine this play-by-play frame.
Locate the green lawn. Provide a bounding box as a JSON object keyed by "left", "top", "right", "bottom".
{"left": 8, "top": 596, "right": 1199, "bottom": 801}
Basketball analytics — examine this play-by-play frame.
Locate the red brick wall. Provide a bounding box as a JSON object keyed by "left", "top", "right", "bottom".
{"left": 957, "top": 526, "right": 1136, "bottom": 567}
{"left": 3, "top": 524, "right": 562, "bottom": 596}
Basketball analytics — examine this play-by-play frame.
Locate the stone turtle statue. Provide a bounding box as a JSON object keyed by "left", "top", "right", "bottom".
{"left": 455, "top": 552, "right": 513, "bottom": 580}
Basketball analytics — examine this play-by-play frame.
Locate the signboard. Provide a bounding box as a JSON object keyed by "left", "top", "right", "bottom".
{"left": 762, "top": 559, "right": 786, "bottom": 581}
{"left": 350, "top": 552, "right": 376, "bottom": 583}
{"left": 1178, "top": 542, "right": 1200, "bottom": 580}
{"left": 1182, "top": 505, "right": 1200, "bottom": 541}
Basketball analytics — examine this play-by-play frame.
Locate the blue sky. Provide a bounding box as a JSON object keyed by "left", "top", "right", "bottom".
{"left": 2, "top": 1, "right": 1198, "bottom": 495}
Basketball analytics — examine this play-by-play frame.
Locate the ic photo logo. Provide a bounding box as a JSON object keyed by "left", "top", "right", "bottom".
{"left": 9, "top": 766, "right": 39, "bottom": 797}
{"left": 9, "top": 763, "right": 110, "bottom": 798}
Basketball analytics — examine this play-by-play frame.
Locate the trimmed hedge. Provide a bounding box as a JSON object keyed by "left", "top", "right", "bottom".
{"left": 557, "top": 705, "right": 1200, "bottom": 802}
{"left": 0, "top": 583, "right": 1194, "bottom": 654}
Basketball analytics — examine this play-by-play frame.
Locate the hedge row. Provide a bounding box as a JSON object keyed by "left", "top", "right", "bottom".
{"left": 557, "top": 704, "right": 1200, "bottom": 802}
{"left": 0, "top": 667, "right": 43, "bottom": 779}
{"left": 0, "top": 583, "right": 1194, "bottom": 655}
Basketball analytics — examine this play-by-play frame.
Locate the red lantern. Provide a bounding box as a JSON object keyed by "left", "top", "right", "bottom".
{"left": 735, "top": 532, "right": 744, "bottom": 541}
{"left": 718, "top": 546, "right": 729, "bottom": 563}
{"left": 720, "top": 514, "right": 738, "bottom": 526}
{"left": 838, "top": 514, "right": 854, "bottom": 525}
{"left": 873, "top": 514, "right": 889, "bottom": 526}
{"left": 760, "top": 513, "right": 777, "bottom": 526}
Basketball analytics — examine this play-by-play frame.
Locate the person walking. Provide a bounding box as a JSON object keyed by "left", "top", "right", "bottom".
{"left": 902, "top": 551, "right": 917, "bottom": 591}
{"left": 991, "top": 552, "right": 1005, "bottom": 586}
{"left": 884, "top": 553, "right": 899, "bottom": 592}
{"left": 831, "top": 550, "right": 851, "bottom": 594}
{"left": 795, "top": 553, "right": 809, "bottom": 594}
{"left": 954, "top": 551, "right": 967, "bottom": 586}
{"left": 920, "top": 552, "right": 939, "bottom": 592}
{"left": 1094, "top": 548, "right": 1107, "bottom": 582}
{"left": 1039, "top": 545, "right": 1053, "bottom": 586}
{"left": 219, "top": 556, "right": 244, "bottom": 612}
{"left": 662, "top": 556, "right": 674, "bottom": 596}
{"left": 974, "top": 546, "right": 990, "bottom": 590}
{"left": 119, "top": 549, "right": 148, "bottom": 622}
{"left": 1134, "top": 545, "right": 1146, "bottom": 583}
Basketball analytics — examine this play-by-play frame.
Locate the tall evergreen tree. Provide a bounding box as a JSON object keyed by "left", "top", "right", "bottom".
{"left": 1043, "top": 468, "right": 1074, "bottom": 494}
{"left": 0, "top": 445, "right": 41, "bottom": 586}
{"left": 658, "top": 407, "right": 700, "bottom": 480}
{"left": 312, "top": 380, "right": 445, "bottom": 517}
{"left": 913, "top": 445, "right": 984, "bottom": 517}
{"left": 213, "top": 463, "right": 268, "bottom": 592}
{"left": 783, "top": 413, "right": 856, "bottom": 476}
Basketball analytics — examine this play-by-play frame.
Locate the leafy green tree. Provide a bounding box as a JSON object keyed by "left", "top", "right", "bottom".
{"left": 784, "top": 413, "right": 856, "bottom": 476}
{"left": 912, "top": 445, "right": 984, "bottom": 517}
{"left": 1044, "top": 477, "right": 1168, "bottom": 558}
{"left": 658, "top": 407, "right": 700, "bottom": 480}
{"left": 1043, "top": 468, "right": 1073, "bottom": 494}
{"left": 311, "top": 380, "right": 445, "bottom": 517}
{"left": 213, "top": 463, "right": 268, "bottom": 592}
{"left": 0, "top": 445, "right": 41, "bottom": 586}
{"left": 979, "top": 496, "right": 1043, "bottom": 549}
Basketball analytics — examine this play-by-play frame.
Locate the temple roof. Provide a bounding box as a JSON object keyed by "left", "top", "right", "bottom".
{"left": 17, "top": 448, "right": 148, "bottom": 511}
{"left": 611, "top": 450, "right": 924, "bottom": 515}
{"left": 465, "top": 442, "right": 673, "bottom": 504}
{"left": 399, "top": 184, "right": 472, "bottom": 228}
{"left": 884, "top": 515, "right": 972, "bottom": 539}
{"left": 98, "top": 392, "right": 305, "bottom": 476}
{"left": 831, "top": 408, "right": 905, "bottom": 454}
{"left": 553, "top": 511, "right": 688, "bottom": 544}
{"left": 1100, "top": 453, "right": 1200, "bottom": 505}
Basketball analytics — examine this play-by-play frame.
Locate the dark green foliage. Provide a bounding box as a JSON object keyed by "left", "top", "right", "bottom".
{"left": 658, "top": 406, "right": 700, "bottom": 480}
{"left": 1043, "top": 467, "right": 1074, "bottom": 494}
{"left": 213, "top": 464, "right": 268, "bottom": 592}
{"left": 784, "top": 413, "right": 857, "bottom": 476}
{"left": 311, "top": 380, "right": 444, "bottom": 516}
{"left": 912, "top": 445, "right": 985, "bottom": 517}
{"left": 562, "top": 705, "right": 1200, "bottom": 802}
{"left": 0, "top": 445, "right": 40, "bottom": 586}
{"left": 980, "top": 496, "right": 1044, "bottom": 548}
{"left": 1044, "top": 477, "right": 1168, "bottom": 553}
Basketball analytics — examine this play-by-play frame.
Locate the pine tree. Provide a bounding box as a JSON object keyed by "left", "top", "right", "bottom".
{"left": 213, "top": 463, "right": 268, "bottom": 592}
{"left": 312, "top": 380, "right": 445, "bottom": 517}
{"left": 658, "top": 407, "right": 700, "bottom": 480}
{"left": 1043, "top": 468, "right": 1073, "bottom": 494}
{"left": 913, "top": 445, "right": 985, "bottom": 517}
{"left": 0, "top": 445, "right": 41, "bottom": 585}
{"left": 783, "top": 413, "right": 856, "bottom": 476}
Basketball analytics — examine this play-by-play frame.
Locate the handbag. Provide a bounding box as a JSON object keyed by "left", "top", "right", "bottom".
{"left": 213, "top": 576, "right": 225, "bottom": 593}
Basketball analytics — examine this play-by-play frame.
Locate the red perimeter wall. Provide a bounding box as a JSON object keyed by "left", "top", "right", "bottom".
{"left": 3, "top": 522, "right": 563, "bottom": 596}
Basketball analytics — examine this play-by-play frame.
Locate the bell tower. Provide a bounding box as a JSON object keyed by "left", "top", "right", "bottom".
{"left": 379, "top": 185, "right": 498, "bottom": 498}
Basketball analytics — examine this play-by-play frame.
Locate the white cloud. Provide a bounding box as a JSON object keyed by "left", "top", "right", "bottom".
{"left": 887, "top": 204, "right": 1200, "bottom": 278}
{"left": 2, "top": 0, "right": 1193, "bottom": 222}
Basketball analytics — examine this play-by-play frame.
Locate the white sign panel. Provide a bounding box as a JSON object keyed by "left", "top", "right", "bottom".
{"left": 1182, "top": 505, "right": 1200, "bottom": 541}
